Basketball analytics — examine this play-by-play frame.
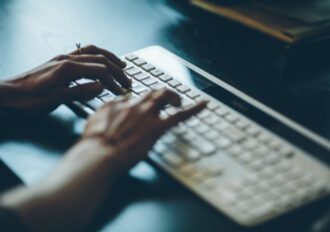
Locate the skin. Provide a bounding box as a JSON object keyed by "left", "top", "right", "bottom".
{"left": 0, "top": 44, "right": 130, "bottom": 114}
{"left": 0, "top": 45, "right": 206, "bottom": 231}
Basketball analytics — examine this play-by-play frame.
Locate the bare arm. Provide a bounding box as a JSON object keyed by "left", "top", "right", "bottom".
{"left": 0, "top": 90, "right": 206, "bottom": 232}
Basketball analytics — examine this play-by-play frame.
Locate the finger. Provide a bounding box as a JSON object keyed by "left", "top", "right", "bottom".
{"left": 55, "top": 60, "right": 124, "bottom": 94}
{"left": 162, "top": 101, "right": 207, "bottom": 128}
{"left": 143, "top": 89, "right": 181, "bottom": 113}
{"left": 69, "top": 44, "right": 126, "bottom": 68}
{"left": 67, "top": 54, "right": 131, "bottom": 88}
{"left": 51, "top": 82, "right": 103, "bottom": 103}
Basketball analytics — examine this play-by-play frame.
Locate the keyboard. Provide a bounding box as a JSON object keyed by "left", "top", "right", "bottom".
{"left": 69, "top": 46, "right": 330, "bottom": 226}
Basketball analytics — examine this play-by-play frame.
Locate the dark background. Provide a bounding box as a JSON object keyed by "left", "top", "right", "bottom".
{"left": 0, "top": 0, "right": 329, "bottom": 231}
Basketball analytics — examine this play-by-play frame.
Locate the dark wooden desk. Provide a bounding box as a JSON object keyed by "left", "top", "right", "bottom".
{"left": 0, "top": 0, "right": 329, "bottom": 231}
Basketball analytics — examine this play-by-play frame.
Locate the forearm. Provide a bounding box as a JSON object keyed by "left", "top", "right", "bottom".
{"left": 0, "top": 81, "right": 26, "bottom": 116}
{"left": 0, "top": 138, "right": 121, "bottom": 232}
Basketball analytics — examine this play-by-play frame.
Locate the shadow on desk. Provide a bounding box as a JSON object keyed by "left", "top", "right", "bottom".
{"left": 0, "top": 108, "right": 80, "bottom": 153}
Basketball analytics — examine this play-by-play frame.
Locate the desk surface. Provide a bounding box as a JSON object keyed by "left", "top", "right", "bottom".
{"left": 0, "top": 0, "right": 329, "bottom": 232}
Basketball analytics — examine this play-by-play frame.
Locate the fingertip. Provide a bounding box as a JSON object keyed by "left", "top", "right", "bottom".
{"left": 120, "top": 60, "right": 127, "bottom": 68}
{"left": 197, "top": 100, "right": 208, "bottom": 109}
{"left": 122, "top": 76, "right": 132, "bottom": 88}
{"left": 172, "top": 96, "right": 182, "bottom": 107}
{"left": 91, "top": 81, "right": 104, "bottom": 94}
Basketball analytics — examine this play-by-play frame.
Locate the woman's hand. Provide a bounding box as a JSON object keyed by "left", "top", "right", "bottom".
{"left": 0, "top": 45, "right": 131, "bottom": 114}
{"left": 0, "top": 90, "right": 206, "bottom": 232}
{"left": 83, "top": 89, "right": 207, "bottom": 176}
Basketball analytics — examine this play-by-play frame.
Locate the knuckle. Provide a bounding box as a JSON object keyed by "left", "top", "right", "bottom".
{"left": 58, "top": 60, "right": 73, "bottom": 70}
{"left": 85, "top": 44, "right": 97, "bottom": 50}
{"left": 54, "top": 54, "right": 69, "bottom": 61}
{"left": 108, "top": 51, "right": 115, "bottom": 57}
{"left": 96, "top": 54, "right": 107, "bottom": 60}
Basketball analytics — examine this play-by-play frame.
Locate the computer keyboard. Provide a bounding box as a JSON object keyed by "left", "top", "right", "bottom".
{"left": 69, "top": 47, "right": 330, "bottom": 226}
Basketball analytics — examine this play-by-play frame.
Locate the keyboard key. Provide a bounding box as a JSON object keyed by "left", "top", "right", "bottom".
{"left": 257, "top": 133, "right": 272, "bottom": 144}
{"left": 142, "top": 63, "right": 156, "bottom": 72}
{"left": 133, "top": 72, "right": 150, "bottom": 81}
{"left": 234, "top": 119, "right": 250, "bottom": 130}
{"left": 215, "top": 188, "right": 239, "bottom": 206}
{"left": 73, "top": 101, "right": 95, "bottom": 115}
{"left": 181, "top": 98, "right": 193, "bottom": 108}
{"left": 206, "top": 163, "right": 224, "bottom": 176}
{"left": 125, "top": 54, "right": 138, "bottom": 61}
{"left": 241, "top": 138, "right": 259, "bottom": 150}
{"left": 224, "top": 113, "right": 239, "bottom": 123}
{"left": 158, "top": 74, "right": 173, "bottom": 82}
{"left": 69, "top": 82, "right": 77, "bottom": 88}
{"left": 161, "top": 151, "right": 183, "bottom": 167}
{"left": 176, "top": 85, "right": 191, "bottom": 93}
{"left": 207, "top": 101, "right": 220, "bottom": 111}
{"left": 172, "top": 124, "right": 188, "bottom": 135}
{"left": 168, "top": 79, "right": 182, "bottom": 88}
{"left": 85, "top": 98, "right": 104, "bottom": 110}
{"left": 181, "top": 130, "right": 198, "bottom": 142}
{"left": 186, "top": 90, "right": 200, "bottom": 99}
{"left": 222, "top": 126, "right": 246, "bottom": 142}
{"left": 204, "top": 129, "right": 220, "bottom": 140}
{"left": 133, "top": 58, "right": 147, "bottom": 66}
{"left": 263, "top": 152, "right": 280, "bottom": 165}
{"left": 150, "top": 82, "right": 167, "bottom": 90}
{"left": 214, "top": 137, "right": 231, "bottom": 149}
{"left": 204, "top": 114, "right": 220, "bottom": 125}
{"left": 214, "top": 120, "right": 230, "bottom": 131}
{"left": 165, "top": 106, "right": 179, "bottom": 115}
{"left": 98, "top": 89, "right": 111, "bottom": 97}
{"left": 123, "top": 63, "right": 134, "bottom": 71}
{"left": 215, "top": 107, "right": 228, "bottom": 116}
{"left": 248, "top": 159, "right": 264, "bottom": 171}
{"left": 186, "top": 117, "right": 201, "bottom": 128}
{"left": 125, "top": 67, "right": 141, "bottom": 76}
{"left": 249, "top": 203, "right": 275, "bottom": 220}
{"left": 180, "top": 163, "right": 200, "bottom": 176}
{"left": 197, "top": 109, "right": 212, "bottom": 119}
{"left": 191, "top": 171, "right": 209, "bottom": 182}
{"left": 171, "top": 141, "right": 201, "bottom": 162}
{"left": 246, "top": 126, "right": 260, "bottom": 136}
{"left": 227, "top": 145, "right": 244, "bottom": 158}
{"left": 150, "top": 69, "right": 164, "bottom": 77}
{"left": 194, "top": 123, "right": 210, "bottom": 134}
{"left": 100, "top": 94, "right": 116, "bottom": 102}
{"left": 142, "top": 77, "right": 158, "bottom": 86}
{"left": 161, "top": 133, "right": 177, "bottom": 144}
{"left": 195, "top": 96, "right": 206, "bottom": 102}
{"left": 192, "top": 137, "right": 216, "bottom": 156}
{"left": 153, "top": 142, "right": 167, "bottom": 154}
{"left": 76, "top": 78, "right": 95, "bottom": 85}
{"left": 131, "top": 84, "right": 149, "bottom": 94}
{"left": 237, "top": 152, "right": 254, "bottom": 164}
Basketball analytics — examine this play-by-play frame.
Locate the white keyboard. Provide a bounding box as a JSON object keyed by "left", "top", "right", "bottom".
{"left": 69, "top": 47, "right": 330, "bottom": 226}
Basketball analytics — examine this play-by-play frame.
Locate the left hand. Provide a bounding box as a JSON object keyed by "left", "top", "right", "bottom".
{"left": 0, "top": 45, "right": 131, "bottom": 114}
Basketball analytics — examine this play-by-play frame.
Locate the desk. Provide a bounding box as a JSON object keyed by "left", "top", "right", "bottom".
{"left": 0, "top": 0, "right": 329, "bottom": 231}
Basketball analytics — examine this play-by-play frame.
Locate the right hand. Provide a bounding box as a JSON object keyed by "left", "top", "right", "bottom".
{"left": 82, "top": 89, "right": 207, "bottom": 175}
{"left": 0, "top": 89, "right": 206, "bottom": 232}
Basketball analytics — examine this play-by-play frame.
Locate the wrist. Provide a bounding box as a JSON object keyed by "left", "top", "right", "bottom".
{"left": 0, "top": 80, "right": 25, "bottom": 113}
{"left": 0, "top": 137, "right": 124, "bottom": 232}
